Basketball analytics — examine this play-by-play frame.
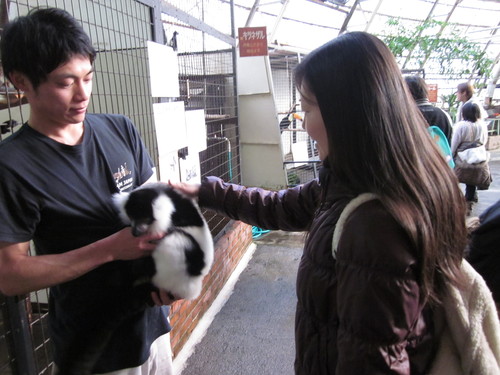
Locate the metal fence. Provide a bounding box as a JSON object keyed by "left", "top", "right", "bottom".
{"left": 0, "top": 0, "right": 239, "bottom": 373}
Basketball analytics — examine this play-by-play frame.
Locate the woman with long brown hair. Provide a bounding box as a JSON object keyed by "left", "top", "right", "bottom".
{"left": 175, "top": 32, "right": 472, "bottom": 374}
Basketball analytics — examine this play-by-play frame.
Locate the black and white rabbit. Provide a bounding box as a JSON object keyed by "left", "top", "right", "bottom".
{"left": 113, "top": 182, "right": 214, "bottom": 300}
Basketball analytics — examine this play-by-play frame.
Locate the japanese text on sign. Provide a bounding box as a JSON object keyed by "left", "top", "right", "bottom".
{"left": 238, "top": 27, "right": 268, "bottom": 57}
{"left": 428, "top": 83, "right": 438, "bottom": 103}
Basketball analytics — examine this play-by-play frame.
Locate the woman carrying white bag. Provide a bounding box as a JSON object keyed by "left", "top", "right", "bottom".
{"left": 451, "top": 101, "right": 492, "bottom": 213}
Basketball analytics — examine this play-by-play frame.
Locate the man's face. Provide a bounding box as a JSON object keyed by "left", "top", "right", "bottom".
{"left": 24, "top": 55, "right": 94, "bottom": 128}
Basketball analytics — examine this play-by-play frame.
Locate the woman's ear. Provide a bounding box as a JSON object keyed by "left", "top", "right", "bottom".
{"left": 8, "top": 71, "right": 31, "bottom": 92}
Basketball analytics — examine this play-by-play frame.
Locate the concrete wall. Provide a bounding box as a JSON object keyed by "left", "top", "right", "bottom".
{"left": 236, "top": 55, "right": 288, "bottom": 189}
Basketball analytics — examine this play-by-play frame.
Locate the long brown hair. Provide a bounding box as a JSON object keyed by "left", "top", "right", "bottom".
{"left": 295, "top": 32, "right": 467, "bottom": 305}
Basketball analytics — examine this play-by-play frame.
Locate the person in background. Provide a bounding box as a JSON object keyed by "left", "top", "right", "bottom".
{"left": 174, "top": 32, "right": 469, "bottom": 375}
{"left": 450, "top": 101, "right": 490, "bottom": 210}
{"left": 0, "top": 8, "right": 174, "bottom": 374}
{"left": 456, "top": 81, "right": 488, "bottom": 123}
{"left": 405, "top": 75, "right": 453, "bottom": 143}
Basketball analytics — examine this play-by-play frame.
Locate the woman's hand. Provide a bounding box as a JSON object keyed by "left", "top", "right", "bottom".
{"left": 169, "top": 180, "right": 201, "bottom": 199}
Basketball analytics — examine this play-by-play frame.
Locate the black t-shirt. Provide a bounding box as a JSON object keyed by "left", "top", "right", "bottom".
{"left": 418, "top": 104, "right": 453, "bottom": 143}
{"left": 0, "top": 114, "right": 170, "bottom": 372}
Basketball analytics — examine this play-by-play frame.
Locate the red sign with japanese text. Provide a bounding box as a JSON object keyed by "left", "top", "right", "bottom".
{"left": 238, "top": 27, "right": 268, "bottom": 57}
{"left": 428, "top": 83, "right": 438, "bottom": 103}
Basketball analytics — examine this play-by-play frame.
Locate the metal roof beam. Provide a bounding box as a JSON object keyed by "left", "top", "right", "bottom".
{"left": 245, "top": 0, "right": 261, "bottom": 27}
{"left": 364, "top": 0, "right": 384, "bottom": 33}
{"left": 416, "top": 0, "right": 463, "bottom": 70}
{"left": 269, "top": 0, "right": 292, "bottom": 43}
{"left": 161, "top": 2, "right": 236, "bottom": 46}
{"left": 306, "top": 0, "right": 349, "bottom": 14}
{"left": 338, "top": 0, "right": 361, "bottom": 35}
{"left": 401, "top": 0, "right": 441, "bottom": 69}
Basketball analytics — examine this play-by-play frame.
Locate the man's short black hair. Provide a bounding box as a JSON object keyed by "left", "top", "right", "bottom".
{"left": 0, "top": 7, "right": 96, "bottom": 89}
{"left": 404, "top": 75, "right": 428, "bottom": 101}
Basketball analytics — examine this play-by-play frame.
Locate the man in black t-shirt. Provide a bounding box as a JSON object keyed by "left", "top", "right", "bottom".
{"left": 0, "top": 8, "right": 175, "bottom": 374}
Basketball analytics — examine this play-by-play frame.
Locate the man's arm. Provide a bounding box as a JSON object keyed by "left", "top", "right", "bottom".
{"left": 0, "top": 228, "right": 164, "bottom": 296}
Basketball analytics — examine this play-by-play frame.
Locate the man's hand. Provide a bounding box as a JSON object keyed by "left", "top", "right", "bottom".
{"left": 151, "top": 289, "right": 179, "bottom": 306}
{"left": 103, "top": 227, "right": 165, "bottom": 262}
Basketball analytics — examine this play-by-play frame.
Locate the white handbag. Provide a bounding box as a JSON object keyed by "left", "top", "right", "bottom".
{"left": 457, "top": 144, "right": 489, "bottom": 165}
{"left": 455, "top": 122, "right": 490, "bottom": 165}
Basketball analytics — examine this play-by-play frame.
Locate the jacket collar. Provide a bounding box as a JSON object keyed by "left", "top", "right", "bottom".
{"left": 318, "top": 159, "right": 358, "bottom": 205}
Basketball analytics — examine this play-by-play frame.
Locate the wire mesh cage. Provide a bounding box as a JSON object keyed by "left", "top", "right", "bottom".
{"left": 164, "top": 5, "right": 240, "bottom": 232}
{"left": 270, "top": 52, "right": 320, "bottom": 187}
{"left": 26, "top": 288, "right": 52, "bottom": 374}
{"left": 0, "top": 0, "right": 239, "bottom": 373}
{"left": 0, "top": 295, "right": 14, "bottom": 374}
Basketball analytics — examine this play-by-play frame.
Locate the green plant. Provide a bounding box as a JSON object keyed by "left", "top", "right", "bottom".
{"left": 441, "top": 92, "right": 458, "bottom": 122}
{"left": 381, "top": 18, "right": 494, "bottom": 78}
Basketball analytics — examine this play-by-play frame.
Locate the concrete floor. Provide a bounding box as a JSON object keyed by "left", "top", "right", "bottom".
{"left": 175, "top": 149, "right": 500, "bottom": 375}
{"left": 175, "top": 231, "right": 303, "bottom": 375}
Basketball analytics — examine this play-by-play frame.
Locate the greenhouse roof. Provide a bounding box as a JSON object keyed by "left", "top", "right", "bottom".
{"left": 234, "top": 0, "right": 499, "bottom": 57}
{"left": 231, "top": 0, "right": 500, "bottom": 97}
{"left": 162, "top": 0, "right": 500, "bottom": 98}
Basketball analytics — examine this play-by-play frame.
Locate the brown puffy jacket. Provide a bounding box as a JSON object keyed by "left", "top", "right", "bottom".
{"left": 198, "top": 173, "right": 437, "bottom": 375}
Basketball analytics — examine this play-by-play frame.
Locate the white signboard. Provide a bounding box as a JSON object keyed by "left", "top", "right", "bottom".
{"left": 179, "top": 153, "right": 201, "bottom": 184}
{"left": 153, "top": 101, "right": 187, "bottom": 153}
{"left": 185, "top": 109, "right": 207, "bottom": 153}
{"left": 153, "top": 101, "right": 187, "bottom": 182}
{"left": 158, "top": 151, "right": 180, "bottom": 183}
{"left": 147, "top": 41, "right": 180, "bottom": 98}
